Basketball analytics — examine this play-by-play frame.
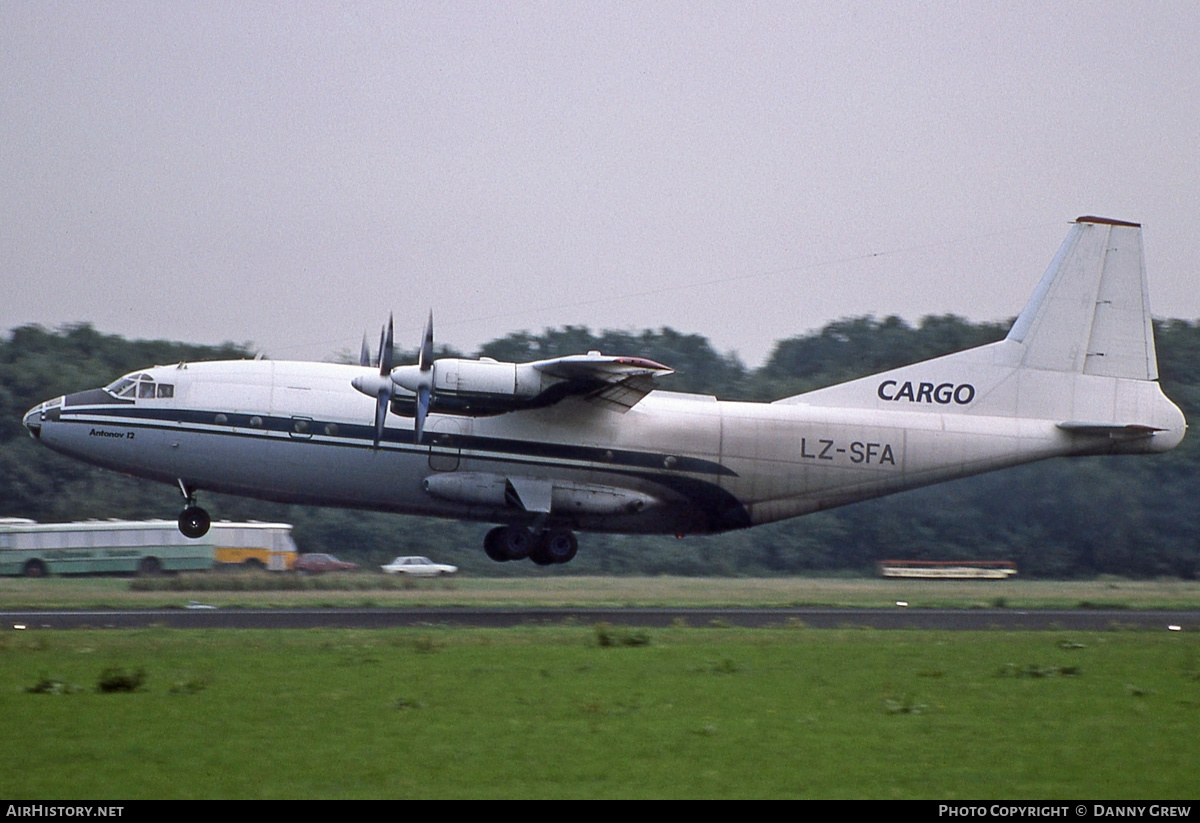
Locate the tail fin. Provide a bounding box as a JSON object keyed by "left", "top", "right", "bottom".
{"left": 780, "top": 216, "right": 1185, "bottom": 451}
{"left": 1007, "top": 217, "right": 1156, "bottom": 380}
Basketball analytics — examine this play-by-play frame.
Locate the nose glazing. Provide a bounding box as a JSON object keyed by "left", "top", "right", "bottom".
{"left": 23, "top": 398, "right": 62, "bottom": 440}
{"left": 23, "top": 404, "right": 43, "bottom": 439}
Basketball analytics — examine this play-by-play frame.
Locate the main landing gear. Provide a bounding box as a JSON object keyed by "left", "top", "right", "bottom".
{"left": 177, "top": 480, "right": 211, "bottom": 539}
{"left": 484, "top": 525, "right": 578, "bottom": 565}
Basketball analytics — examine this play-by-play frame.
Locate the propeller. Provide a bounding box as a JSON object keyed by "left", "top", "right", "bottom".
{"left": 392, "top": 312, "right": 435, "bottom": 443}
{"left": 350, "top": 315, "right": 397, "bottom": 449}
{"left": 352, "top": 312, "right": 437, "bottom": 447}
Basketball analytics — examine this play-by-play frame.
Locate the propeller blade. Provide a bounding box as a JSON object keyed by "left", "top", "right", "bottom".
{"left": 418, "top": 311, "right": 433, "bottom": 372}
{"left": 359, "top": 334, "right": 372, "bottom": 368}
{"left": 414, "top": 384, "right": 430, "bottom": 444}
{"left": 373, "top": 390, "right": 389, "bottom": 449}
{"left": 380, "top": 314, "right": 395, "bottom": 375}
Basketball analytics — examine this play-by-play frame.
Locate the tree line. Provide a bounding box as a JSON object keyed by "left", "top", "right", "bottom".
{"left": 2, "top": 316, "right": 1197, "bottom": 578}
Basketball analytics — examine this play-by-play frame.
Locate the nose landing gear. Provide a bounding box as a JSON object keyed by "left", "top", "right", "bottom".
{"left": 179, "top": 506, "right": 211, "bottom": 539}
{"left": 176, "top": 480, "right": 211, "bottom": 539}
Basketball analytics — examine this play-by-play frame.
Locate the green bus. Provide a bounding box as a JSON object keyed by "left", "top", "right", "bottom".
{"left": 0, "top": 518, "right": 214, "bottom": 577}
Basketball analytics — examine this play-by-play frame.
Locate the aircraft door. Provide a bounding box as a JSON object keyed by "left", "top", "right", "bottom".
{"left": 428, "top": 418, "right": 464, "bottom": 472}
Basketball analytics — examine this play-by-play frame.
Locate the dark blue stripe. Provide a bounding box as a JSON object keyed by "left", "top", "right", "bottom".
{"left": 58, "top": 404, "right": 737, "bottom": 478}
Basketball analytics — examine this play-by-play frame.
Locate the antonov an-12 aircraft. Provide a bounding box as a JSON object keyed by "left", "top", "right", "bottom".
{"left": 23, "top": 217, "right": 1187, "bottom": 565}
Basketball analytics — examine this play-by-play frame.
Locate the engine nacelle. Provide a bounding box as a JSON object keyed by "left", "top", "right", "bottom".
{"left": 423, "top": 472, "right": 660, "bottom": 515}
{"left": 389, "top": 359, "right": 546, "bottom": 409}
{"left": 381, "top": 349, "right": 671, "bottom": 418}
{"left": 430, "top": 359, "right": 544, "bottom": 399}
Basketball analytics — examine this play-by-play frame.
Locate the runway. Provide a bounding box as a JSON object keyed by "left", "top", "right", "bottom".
{"left": 2, "top": 607, "right": 1197, "bottom": 631}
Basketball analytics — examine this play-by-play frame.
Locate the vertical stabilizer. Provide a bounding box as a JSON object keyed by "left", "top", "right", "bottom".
{"left": 1006, "top": 217, "right": 1157, "bottom": 380}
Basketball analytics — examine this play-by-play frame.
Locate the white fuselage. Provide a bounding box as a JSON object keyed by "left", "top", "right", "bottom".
{"left": 25, "top": 356, "right": 1180, "bottom": 537}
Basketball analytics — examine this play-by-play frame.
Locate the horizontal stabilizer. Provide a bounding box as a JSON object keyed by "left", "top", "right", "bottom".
{"left": 1056, "top": 421, "right": 1165, "bottom": 437}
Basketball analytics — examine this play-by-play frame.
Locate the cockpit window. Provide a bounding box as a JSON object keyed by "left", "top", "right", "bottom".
{"left": 103, "top": 373, "right": 173, "bottom": 401}
{"left": 104, "top": 377, "right": 138, "bottom": 399}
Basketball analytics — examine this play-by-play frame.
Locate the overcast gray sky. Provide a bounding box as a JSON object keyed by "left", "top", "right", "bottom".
{"left": 3, "top": 1, "right": 1197, "bottom": 367}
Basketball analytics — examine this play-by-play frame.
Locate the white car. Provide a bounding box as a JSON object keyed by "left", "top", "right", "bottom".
{"left": 381, "top": 556, "right": 458, "bottom": 577}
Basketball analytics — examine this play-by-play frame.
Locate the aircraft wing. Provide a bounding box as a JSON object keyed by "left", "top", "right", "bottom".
{"left": 531, "top": 354, "right": 674, "bottom": 411}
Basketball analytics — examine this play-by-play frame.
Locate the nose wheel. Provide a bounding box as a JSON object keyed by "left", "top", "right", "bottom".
{"left": 176, "top": 480, "right": 211, "bottom": 539}
{"left": 179, "top": 506, "right": 211, "bottom": 539}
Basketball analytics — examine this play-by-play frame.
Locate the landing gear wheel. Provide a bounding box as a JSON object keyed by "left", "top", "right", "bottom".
{"left": 499, "top": 526, "right": 533, "bottom": 560}
{"left": 484, "top": 527, "right": 509, "bottom": 562}
{"left": 483, "top": 526, "right": 534, "bottom": 561}
{"left": 539, "top": 529, "right": 578, "bottom": 564}
{"left": 178, "top": 506, "right": 211, "bottom": 539}
{"left": 530, "top": 549, "right": 557, "bottom": 566}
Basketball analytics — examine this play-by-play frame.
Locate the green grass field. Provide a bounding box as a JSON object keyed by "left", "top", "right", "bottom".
{"left": 3, "top": 574, "right": 1200, "bottom": 610}
{"left": 2, "top": 626, "right": 1198, "bottom": 799}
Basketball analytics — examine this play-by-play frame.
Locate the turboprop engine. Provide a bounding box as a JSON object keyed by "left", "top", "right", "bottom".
{"left": 391, "top": 357, "right": 549, "bottom": 413}
{"left": 351, "top": 312, "right": 673, "bottom": 445}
